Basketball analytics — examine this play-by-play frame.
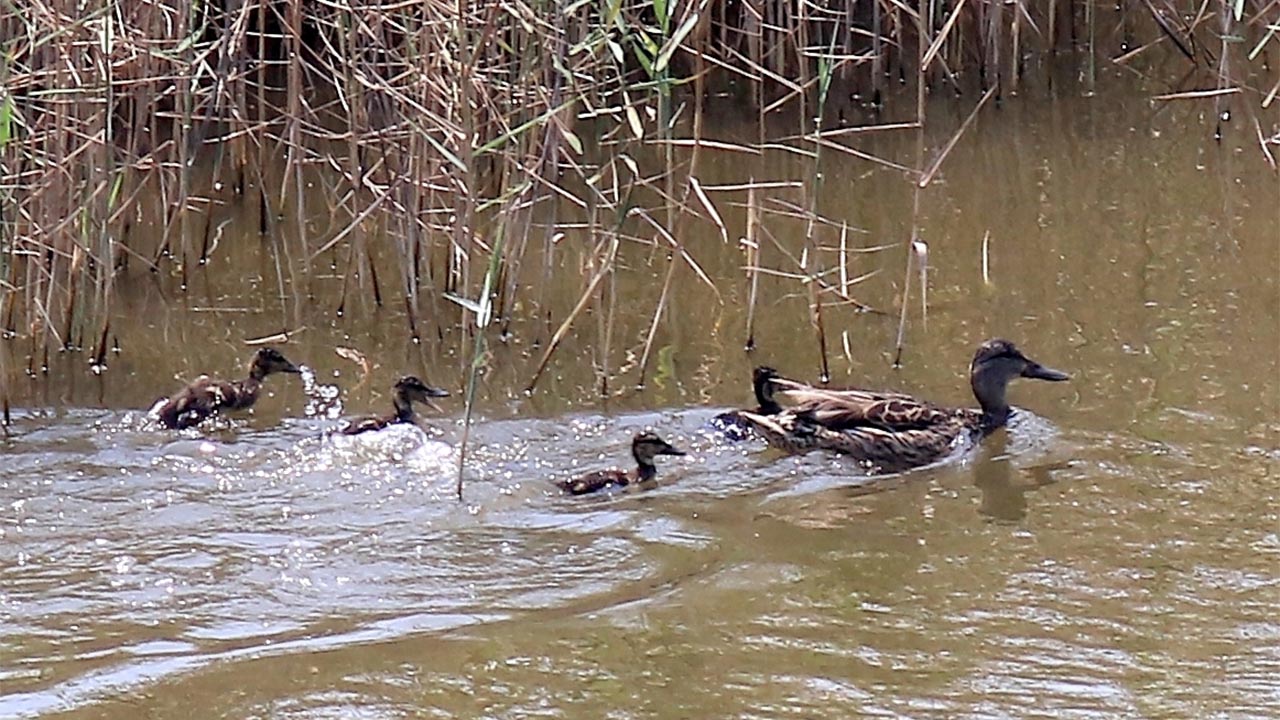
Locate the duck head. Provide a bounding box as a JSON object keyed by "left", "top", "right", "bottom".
{"left": 249, "top": 347, "right": 302, "bottom": 380}
{"left": 752, "top": 366, "right": 782, "bottom": 414}
{"left": 394, "top": 375, "right": 451, "bottom": 412}
{"left": 970, "top": 339, "right": 1069, "bottom": 427}
{"left": 631, "top": 431, "right": 686, "bottom": 466}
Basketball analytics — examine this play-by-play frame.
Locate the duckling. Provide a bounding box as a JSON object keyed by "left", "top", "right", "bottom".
{"left": 710, "top": 366, "right": 785, "bottom": 440}
{"left": 557, "top": 431, "right": 686, "bottom": 495}
{"left": 339, "top": 376, "right": 451, "bottom": 435}
{"left": 155, "top": 347, "right": 302, "bottom": 429}
{"left": 737, "top": 339, "right": 1069, "bottom": 472}
{"left": 712, "top": 366, "right": 907, "bottom": 440}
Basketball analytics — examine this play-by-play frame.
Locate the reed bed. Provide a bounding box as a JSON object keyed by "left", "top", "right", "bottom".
{"left": 0, "top": 0, "right": 1276, "bottom": 416}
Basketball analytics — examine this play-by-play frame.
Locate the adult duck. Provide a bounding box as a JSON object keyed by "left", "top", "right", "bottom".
{"left": 155, "top": 347, "right": 302, "bottom": 429}
{"left": 339, "top": 376, "right": 450, "bottom": 435}
{"left": 736, "top": 339, "right": 1069, "bottom": 472}
{"left": 557, "top": 432, "right": 685, "bottom": 495}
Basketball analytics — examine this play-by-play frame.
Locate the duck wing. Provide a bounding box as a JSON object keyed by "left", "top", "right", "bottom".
{"left": 157, "top": 377, "right": 259, "bottom": 429}
{"left": 769, "top": 377, "right": 935, "bottom": 431}
{"left": 156, "top": 377, "right": 215, "bottom": 429}
{"left": 769, "top": 376, "right": 951, "bottom": 431}
{"left": 737, "top": 410, "right": 973, "bottom": 471}
{"left": 795, "top": 394, "right": 959, "bottom": 432}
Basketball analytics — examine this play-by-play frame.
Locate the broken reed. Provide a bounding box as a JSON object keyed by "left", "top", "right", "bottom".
{"left": 0, "top": 0, "right": 1275, "bottom": 392}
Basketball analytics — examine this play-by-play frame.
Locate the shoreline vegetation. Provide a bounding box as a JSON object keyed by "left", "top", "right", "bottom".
{"left": 0, "top": 1, "right": 1277, "bottom": 426}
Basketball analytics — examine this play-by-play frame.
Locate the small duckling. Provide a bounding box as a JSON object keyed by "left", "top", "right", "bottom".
{"left": 710, "top": 366, "right": 784, "bottom": 440}
{"left": 339, "top": 376, "right": 451, "bottom": 435}
{"left": 155, "top": 347, "right": 302, "bottom": 429}
{"left": 557, "top": 431, "right": 686, "bottom": 496}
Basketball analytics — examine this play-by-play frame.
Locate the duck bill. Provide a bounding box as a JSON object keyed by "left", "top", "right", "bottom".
{"left": 284, "top": 362, "right": 303, "bottom": 374}
{"left": 420, "top": 386, "right": 450, "bottom": 412}
{"left": 1022, "top": 362, "right": 1070, "bottom": 382}
{"left": 660, "top": 444, "right": 687, "bottom": 457}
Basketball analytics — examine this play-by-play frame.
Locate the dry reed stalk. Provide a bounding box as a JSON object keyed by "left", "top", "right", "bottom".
{"left": 810, "top": 266, "right": 831, "bottom": 382}
{"left": 0, "top": 349, "right": 8, "bottom": 429}
{"left": 913, "top": 239, "right": 928, "bottom": 330}
{"left": 1011, "top": 0, "right": 1022, "bottom": 92}
{"left": 808, "top": 135, "right": 921, "bottom": 175}
{"left": 741, "top": 206, "right": 882, "bottom": 311}
{"left": 744, "top": 180, "right": 761, "bottom": 350}
{"left": 600, "top": 236, "right": 617, "bottom": 396}
{"left": 631, "top": 207, "right": 721, "bottom": 297}
{"left": 525, "top": 236, "right": 618, "bottom": 394}
{"left": 800, "top": 121, "right": 922, "bottom": 140}
{"left": 1086, "top": 0, "right": 1096, "bottom": 85}
{"left": 919, "top": 82, "right": 999, "bottom": 187}
{"left": 839, "top": 222, "right": 849, "bottom": 296}
{"left": 981, "top": 230, "right": 992, "bottom": 286}
{"left": 455, "top": 203, "right": 510, "bottom": 501}
{"left": 896, "top": 5, "right": 931, "bottom": 368}
{"left": 1049, "top": 0, "right": 1059, "bottom": 51}
{"left": 1153, "top": 87, "right": 1242, "bottom": 100}
{"left": 891, "top": 234, "right": 917, "bottom": 368}
{"left": 1, "top": 0, "right": 1272, "bottom": 399}
{"left": 586, "top": 161, "right": 607, "bottom": 394}
{"left": 636, "top": 241, "right": 680, "bottom": 388}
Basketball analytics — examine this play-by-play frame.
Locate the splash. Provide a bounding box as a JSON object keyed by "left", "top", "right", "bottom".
{"left": 298, "top": 365, "right": 343, "bottom": 420}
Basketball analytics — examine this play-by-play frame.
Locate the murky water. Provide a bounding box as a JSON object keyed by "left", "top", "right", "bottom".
{"left": 3, "top": 67, "right": 1278, "bottom": 718}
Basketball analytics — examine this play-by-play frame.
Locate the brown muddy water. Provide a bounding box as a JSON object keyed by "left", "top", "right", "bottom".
{"left": 3, "top": 69, "right": 1279, "bottom": 718}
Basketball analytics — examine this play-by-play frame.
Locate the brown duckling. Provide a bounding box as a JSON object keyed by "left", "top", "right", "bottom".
{"left": 557, "top": 432, "right": 686, "bottom": 496}
{"left": 155, "top": 347, "right": 302, "bottom": 429}
{"left": 339, "top": 376, "right": 450, "bottom": 435}
{"left": 710, "top": 366, "right": 785, "bottom": 440}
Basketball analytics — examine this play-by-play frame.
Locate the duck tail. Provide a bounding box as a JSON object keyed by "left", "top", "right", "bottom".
{"left": 153, "top": 398, "right": 179, "bottom": 429}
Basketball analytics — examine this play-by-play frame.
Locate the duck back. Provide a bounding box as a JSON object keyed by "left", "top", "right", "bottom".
{"left": 339, "top": 414, "right": 397, "bottom": 436}
{"left": 557, "top": 468, "right": 631, "bottom": 495}
{"left": 156, "top": 378, "right": 258, "bottom": 429}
